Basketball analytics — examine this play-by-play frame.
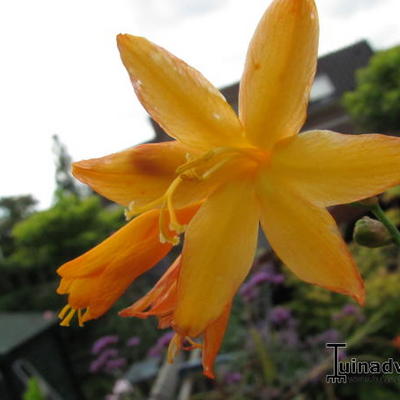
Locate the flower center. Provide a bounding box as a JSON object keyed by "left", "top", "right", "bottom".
{"left": 125, "top": 146, "right": 268, "bottom": 244}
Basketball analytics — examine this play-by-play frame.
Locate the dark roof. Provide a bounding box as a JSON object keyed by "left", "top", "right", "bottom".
{"left": 315, "top": 40, "right": 373, "bottom": 99}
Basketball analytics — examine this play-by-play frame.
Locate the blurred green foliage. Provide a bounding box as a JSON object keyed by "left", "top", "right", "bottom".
{"left": 343, "top": 46, "right": 400, "bottom": 132}
{"left": 22, "top": 378, "right": 44, "bottom": 400}
{"left": 52, "top": 134, "right": 82, "bottom": 197}
{"left": 4, "top": 193, "right": 123, "bottom": 269}
{"left": 0, "top": 195, "right": 37, "bottom": 259}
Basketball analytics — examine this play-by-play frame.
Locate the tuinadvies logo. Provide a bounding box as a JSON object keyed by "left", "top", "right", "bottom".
{"left": 326, "top": 343, "right": 400, "bottom": 384}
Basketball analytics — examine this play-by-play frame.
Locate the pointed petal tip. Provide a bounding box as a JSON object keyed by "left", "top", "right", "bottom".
{"left": 71, "top": 160, "right": 86, "bottom": 176}
{"left": 71, "top": 159, "right": 97, "bottom": 181}
{"left": 349, "top": 268, "right": 365, "bottom": 306}
{"left": 203, "top": 368, "right": 215, "bottom": 380}
{"left": 118, "top": 308, "right": 131, "bottom": 317}
{"left": 116, "top": 34, "right": 135, "bottom": 54}
{"left": 55, "top": 286, "right": 64, "bottom": 295}
{"left": 239, "top": 0, "right": 318, "bottom": 148}
{"left": 116, "top": 33, "right": 130, "bottom": 45}
{"left": 118, "top": 307, "right": 146, "bottom": 318}
{"left": 116, "top": 34, "right": 146, "bottom": 50}
{"left": 353, "top": 285, "right": 366, "bottom": 307}
{"left": 323, "top": 278, "right": 365, "bottom": 307}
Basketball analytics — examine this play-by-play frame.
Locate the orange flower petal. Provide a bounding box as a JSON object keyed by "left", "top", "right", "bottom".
{"left": 202, "top": 302, "right": 232, "bottom": 379}
{"left": 57, "top": 204, "right": 200, "bottom": 322}
{"left": 256, "top": 172, "right": 365, "bottom": 305}
{"left": 58, "top": 208, "right": 166, "bottom": 279}
{"left": 270, "top": 130, "right": 400, "bottom": 207}
{"left": 173, "top": 178, "right": 259, "bottom": 337}
{"left": 119, "top": 255, "right": 181, "bottom": 318}
{"left": 73, "top": 141, "right": 227, "bottom": 210}
{"left": 72, "top": 141, "right": 188, "bottom": 207}
{"left": 117, "top": 34, "right": 247, "bottom": 150}
{"left": 65, "top": 277, "right": 98, "bottom": 309}
{"left": 239, "top": 0, "right": 318, "bottom": 150}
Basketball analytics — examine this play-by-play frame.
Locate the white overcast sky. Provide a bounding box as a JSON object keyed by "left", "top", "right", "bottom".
{"left": 1, "top": 0, "right": 400, "bottom": 208}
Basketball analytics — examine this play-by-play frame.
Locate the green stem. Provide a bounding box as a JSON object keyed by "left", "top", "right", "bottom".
{"left": 370, "top": 203, "right": 400, "bottom": 248}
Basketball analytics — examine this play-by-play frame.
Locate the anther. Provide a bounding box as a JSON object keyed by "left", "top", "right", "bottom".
{"left": 60, "top": 308, "right": 76, "bottom": 327}
{"left": 125, "top": 196, "right": 165, "bottom": 220}
{"left": 58, "top": 304, "right": 71, "bottom": 320}
{"left": 77, "top": 309, "right": 85, "bottom": 327}
{"left": 184, "top": 336, "right": 203, "bottom": 350}
{"left": 159, "top": 206, "right": 180, "bottom": 245}
{"left": 167, "top": 334, "right": 182, "bottom": 363}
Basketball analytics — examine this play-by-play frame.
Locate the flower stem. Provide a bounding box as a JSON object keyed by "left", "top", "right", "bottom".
{"left": 370, "top": 203, "right": 400, "bottom": 248}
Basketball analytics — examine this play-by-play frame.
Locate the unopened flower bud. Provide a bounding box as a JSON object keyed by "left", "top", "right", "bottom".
{"left": 353, "top": 216, "right": 392, "bottom": 247}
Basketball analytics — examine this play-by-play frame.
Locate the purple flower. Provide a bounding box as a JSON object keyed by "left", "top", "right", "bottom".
{"left": 91, "top": 335, "right": 119, "bottom": 354}
{"left": 338, "top": 350, "right": 347, "bottom": 361}
{"left": 126, "top": 336, "right": 141, "bottom": 347}
{"left": 105, "top": 358, "right": 127, "bottom": 372}
{"left": 89, "top": 348, "right": 119, "bottom": 373}
{"left": 342, "top": 304, "right": 359, "bottom": 315}
{"left": 269, "top": 306, "right": 292, "bottom": 325}
{"left": 158, "top": 331, "right": 174, "bottom": 347}
{"left": 224, "top": 372, "right": 242, "bottom": 384}
{"left": 89, "top": 358, "right": 105, "bottom": 374}
{"left": 240, "top": 286, "right": 261, "bottom": 302}
{"left": 307, "top": 329, "right": 340, "bottom": 346}
{"left": 279, "top": 328, "right": 299, "bottom": 347}
{"left": 239, "top": 268, "right": 284, "bottom": 302}
{"left": 332, "top": 304, "right": 364, "bottom": 322}
{"left": 270, "top": 274, "right": 284, "bottom": 284}
{"left": 148, "top": 331, "right": 174, "bottom": 358}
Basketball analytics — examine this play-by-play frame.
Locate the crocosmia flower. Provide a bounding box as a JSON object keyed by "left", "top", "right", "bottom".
{"left": 57, "top": 0, "right": 400, "bottom": 378}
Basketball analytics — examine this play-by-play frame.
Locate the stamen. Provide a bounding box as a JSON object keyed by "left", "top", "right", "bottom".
{"left": 159, "top": 206, "right": 180, "bottom": 245}
{"left": 167, "top": 334, "right": 182, "bottom": 363}
{"left": 177, "top": 146, "right": 262, "bottom": 178}
{"left": 176, "top": 150, "right": 216, "bottom": 174}
{"left": 180, "top": 168, "right": 201, "bottom": 181}
{"left": 60, "top": 308, "right": 76, "bottom": 326}
{"left": 185, "top": 152, "right": 195, "bottom": 162}
{"left": 81, "top": 308, "right": 91, "bottom": 323}
{"left": 77, "top": 309, "right": 85, "bottom": 327}
{"left": 124, "top": 146, "right": 267, "bottom": 246}
{"left": 58, "top": 304, "right": 71, "bottom": 320}
{"left": 201, "top": 155, "right": 236, "bottom": 180}
{"left": 165, "top": 177, "right": 186, "bottom": 233}
{"left": 184, "top": 336, "right": 203, "bottom": 350}
{"left": 125, "top": 195, "right": 165, "bottom": 220}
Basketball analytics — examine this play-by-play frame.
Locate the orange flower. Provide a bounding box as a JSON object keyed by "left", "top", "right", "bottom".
{"left": 57, "top": 205, "right": 199, "bottom": 325}
{"left": 57, "top": 0, "right": 400, "bottom": 378}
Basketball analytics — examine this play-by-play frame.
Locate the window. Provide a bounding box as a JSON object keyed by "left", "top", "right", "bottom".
{"left": 310, "top": 74, "right": 335, "bottom": 102}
